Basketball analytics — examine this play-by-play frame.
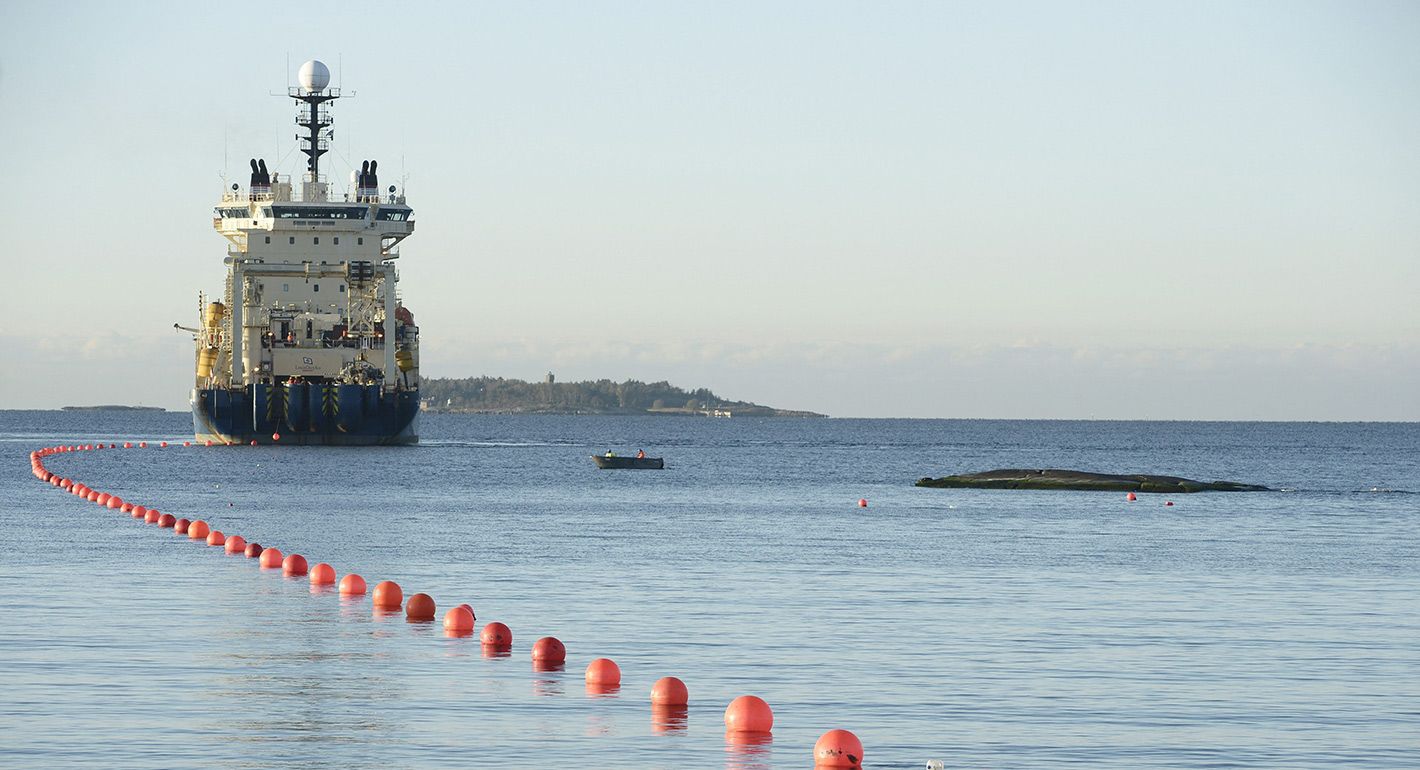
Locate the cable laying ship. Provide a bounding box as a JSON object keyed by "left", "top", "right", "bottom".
{"left": 186, "top": 60, "right": 420, "bottom": 445}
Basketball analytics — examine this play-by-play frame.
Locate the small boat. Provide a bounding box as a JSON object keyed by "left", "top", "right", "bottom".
{"left": 591, "top": 455, "right": 665, "bottom": 470}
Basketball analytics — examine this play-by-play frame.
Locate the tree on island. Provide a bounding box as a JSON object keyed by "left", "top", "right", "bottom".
{"left": 418, "top": 376, "right": 822, "bottom": 417}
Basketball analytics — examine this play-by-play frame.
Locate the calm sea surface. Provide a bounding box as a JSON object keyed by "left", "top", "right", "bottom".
{"left": 2, "top": 411, "right": 1417, "bottom": 769}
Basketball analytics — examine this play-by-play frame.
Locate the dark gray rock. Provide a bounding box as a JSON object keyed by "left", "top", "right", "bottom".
{"left": 915, "top": 468, "right": 1269, "bottom": 493}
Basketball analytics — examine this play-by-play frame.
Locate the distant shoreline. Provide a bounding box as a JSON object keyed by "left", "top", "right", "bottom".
{"left": 61, "top": 405, "right": 167, "bottom": 412}
{"left": 421, "top": 406, "right": 825, "bottom": 418}
{"left": 419, "top": 375, "right": 827, "bottom": 418}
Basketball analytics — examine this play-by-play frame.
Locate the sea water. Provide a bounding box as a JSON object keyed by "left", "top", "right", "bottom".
{"left": 1, "top": 411, "right": 1416, "bottom": 768}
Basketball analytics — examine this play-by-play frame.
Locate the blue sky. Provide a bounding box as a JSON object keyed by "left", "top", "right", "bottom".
{"left": 1, "top": 1, "right": 1416, "bottom": 418}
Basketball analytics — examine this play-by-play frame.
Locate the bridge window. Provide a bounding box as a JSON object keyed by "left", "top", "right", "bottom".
{"left": 313, "top": 283, "right": 320, "bottom": 292}
{"left": 314, "top": 237, "right": 320, "bottom": 245}
{"left": 289, "top": 236, "right": 295, "bottom": 244}
{"left": 270, "top": 206, "right": 368, "bottom": 220}
{"left": 264, "top": 236, "right": 271, "bottom": 244}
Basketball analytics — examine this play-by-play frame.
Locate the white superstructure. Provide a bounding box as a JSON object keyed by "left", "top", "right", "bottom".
{"left": 195, "top": 61, "right": 419, "bottom": 395}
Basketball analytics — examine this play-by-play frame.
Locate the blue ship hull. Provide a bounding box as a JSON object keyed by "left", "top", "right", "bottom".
{"left": 192, "top": 384, "right": 419, "bottom": 445}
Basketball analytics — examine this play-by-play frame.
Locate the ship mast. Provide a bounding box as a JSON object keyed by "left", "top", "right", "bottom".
{"left": 289, "top": 60, "right": 340, "bottom": 201}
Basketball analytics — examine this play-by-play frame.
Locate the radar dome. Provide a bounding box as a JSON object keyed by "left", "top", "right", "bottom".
{"left": 298, "top": 60, "right": 331, "bottom": 92}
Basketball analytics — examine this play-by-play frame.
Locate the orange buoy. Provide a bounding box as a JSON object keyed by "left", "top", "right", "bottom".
{"left": 372, "top": 580, "right": 403, "bottom": 609}
{"left": 188, "top": 520, "right": 210, "bottom": 540}
{"left": 1165, "top": 501, "right": 1175, "bottom": 507}
{"left": 120, "top": 503, "right": 133, "bottom": 513}
{"left": 123, "top": 442, "right": 133, "bottom": 449}
{"left": 183, "top": 441, "right": 191, "bottom": 447}
{"left": 139, "top": 442, "right": 147, "bottom": 448}
{"left": 813, "top": 729, "right": 864, "bottom": 767}
{"left": 480, "top": 621, "right": 512, "bottom": 648}
{"left": 651, "top": 676, "right": 689, "bottom": 706}
{"left": 309, "top": 562, "right": 336, "bottom": 585}
{"left": 585, "top": 658, "right": 621, "bottom": 686}
{"left": 245, "top": 542, "right": 263, "bottom": 558}
{"left": 259, "top": 547, "right": 284, "bottom": 569}
{"left": 857, "top": 498, "right": 868, "bottom": 507}
{"left": 531, "top": 636, "right": 566, "bottom": 664}
{"left": 282, "top": 553, "right": 308, "bottom": 576}
{"left": 106, "top": 497, "right": 123, "bottom": 509}
{"left": 157, "top": 513, "right": 176, "bottom": 528}
{"left": 86, "top": 490, "right": 101, "bottom": 502}
{"left": 456, "top": 603, "right": 476, "bottom": 622}
{"left": 145, "top": 509, "right": 161, "bottom": 524}
{"left": 443, "top": 606, "right": 475, "bottom": 635}
{"left": 206, "top": 530, "right": 225, "bottom": 546}
{"left": 160, "top": 441, "right": 168, "bottom": 447}
{"left": 339, "top": 573, "right": 367, "bottom": 596}
{"left": 1126, "top": 492, "right": 1138, "bottom": 501}
{"left": 406, "top": 593, "right": 436, "bottom": 621}
{"left": 724, "top": 695, "right": 773, "bottom": 734}
{"left": 131, "top": 505, "right": 146, "bottom": 519}
{"left": 205, "top": 440, "right": 213, "bottom": 446}
{"left": 174, "top": 518, "right": 191, "bottom": 535}
{"left": 272, "top": 432, "right": 281, "bottom": 441}
{"left": 249, "top": 439, "right": 257, "bottom": 446}
{"left": 225, "top": 534, "right": 246, "bottom": 554}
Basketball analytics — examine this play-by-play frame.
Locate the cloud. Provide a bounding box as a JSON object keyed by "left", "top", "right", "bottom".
{"left": 421, "top": 336, "right": 1420, "bottom": 420}
{"left": 4, "top": 333, "right": 1415, "bottom": 420}
{"left": 1, "top": 332, "right": 193, "bottom": 409}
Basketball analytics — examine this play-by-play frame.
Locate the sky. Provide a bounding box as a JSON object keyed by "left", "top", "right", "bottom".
{"left": 0, "top": 1, "right": 1416, "bottom": 419}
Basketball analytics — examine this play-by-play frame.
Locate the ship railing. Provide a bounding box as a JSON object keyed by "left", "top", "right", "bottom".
{"left": 218, "top": 191, "right": 276, "bottom": 203}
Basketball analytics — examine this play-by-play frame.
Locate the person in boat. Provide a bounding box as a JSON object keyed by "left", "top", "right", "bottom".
{"left": 636, "top": 449, "right": 646, "bottom": 459}
{"left": 605, "top": 449, "right": 615, "bottom": 457}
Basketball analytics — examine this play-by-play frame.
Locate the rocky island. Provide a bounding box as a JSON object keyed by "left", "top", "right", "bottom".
{"left": 419, "top": 375, "right": 824, "bottom": 417}
{"left": 916, "top": 469, "right": 1270, "bottom": 493}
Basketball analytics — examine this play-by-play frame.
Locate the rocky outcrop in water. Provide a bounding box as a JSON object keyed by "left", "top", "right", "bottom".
{"left": 915, "top": 469, "right": 1269, "bottom": 493}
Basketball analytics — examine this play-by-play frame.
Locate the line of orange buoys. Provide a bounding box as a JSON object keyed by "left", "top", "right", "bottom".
{"left": 28, "top": 441, "right": 866, "bottom": 768}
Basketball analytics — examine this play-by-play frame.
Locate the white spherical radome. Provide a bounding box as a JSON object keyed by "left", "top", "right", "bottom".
{"left": 298, "top": 60, "right": 331, "bottom": 92}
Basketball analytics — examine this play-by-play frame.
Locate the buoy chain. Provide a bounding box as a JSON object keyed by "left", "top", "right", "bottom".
{"left": 27, "top": 440, "right": 867, "bottom": 765}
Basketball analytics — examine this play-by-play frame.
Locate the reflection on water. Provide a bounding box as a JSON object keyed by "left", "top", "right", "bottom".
{"left": 532, "top": 663, "right": 565, "bottom": 697}
{"left": 585, "top": 682, "right": 620, "bottom": 698}
{"left": 724, "top": 731, "right": 773, "bottom": 770}
{"left": 651, "top": 704, "right": 688, "bottom": 734}
{"left": 481, "top": 646, "right": 512, "bottom": 660}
